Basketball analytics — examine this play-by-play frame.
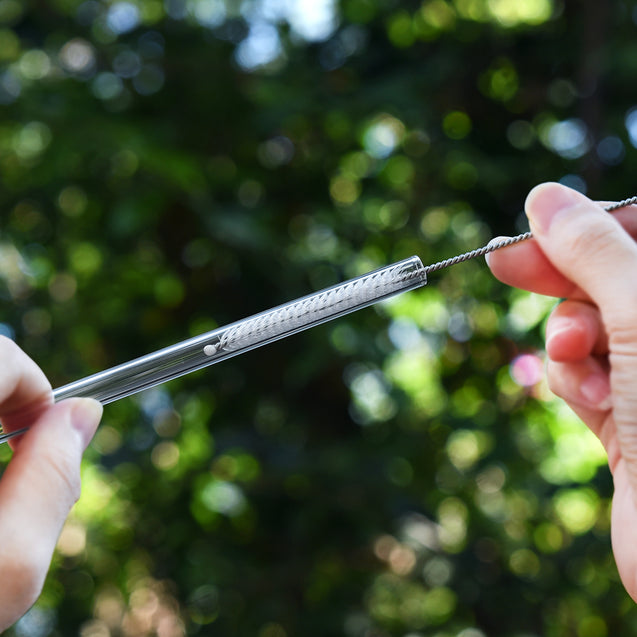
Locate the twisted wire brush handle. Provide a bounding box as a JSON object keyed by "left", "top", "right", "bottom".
{"left": 422, "top": 196, "right": 637, "bottom": 275}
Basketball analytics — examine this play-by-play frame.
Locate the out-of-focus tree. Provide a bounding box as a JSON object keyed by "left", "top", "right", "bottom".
{"left": 1, "top": 0, "right": 637, "bottom": 635}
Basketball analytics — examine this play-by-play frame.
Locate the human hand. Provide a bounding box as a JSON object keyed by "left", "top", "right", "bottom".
{"left": 486, "top": 182, "right": 637, "bottom": 601}
{"left": 0, "top": 336, "right": 102, "bottom": 630}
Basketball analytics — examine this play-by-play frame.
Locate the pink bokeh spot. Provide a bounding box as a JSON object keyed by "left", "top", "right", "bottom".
{"left": 510, "top": 353, "right": 544, "bottom": 387}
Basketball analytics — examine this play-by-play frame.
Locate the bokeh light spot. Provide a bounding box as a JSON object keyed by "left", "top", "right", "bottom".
{"left": 553, "top": 488, "right": 600, "bottom": 535}
{"left": 362, "top": 114, "right": 405, "bottom": 158}
{"left": 106, "top": 2, "right": 141, "bottom": 34}
{"left": 443, "top": 110, "right": 472, "bottom": 139}
{"left": 510, "top": 353, "right": 544, "bottom": 387}
{"left": 151, "top": 441, "right": 180, "bottom": 470}
{"left": 59, "top": 38, "right": 96, "bottom": 76}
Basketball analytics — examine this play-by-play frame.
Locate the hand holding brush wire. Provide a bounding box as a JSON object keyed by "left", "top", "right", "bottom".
{"left": 485, "top": 182, "right": 637, "bottom": 603}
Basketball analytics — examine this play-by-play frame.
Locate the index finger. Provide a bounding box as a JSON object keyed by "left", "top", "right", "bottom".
{"left": 0, "top": 336, "right": 53, "bottom": 439}
{"left": 486, "top": 237, "right": 580, "bottom": 298}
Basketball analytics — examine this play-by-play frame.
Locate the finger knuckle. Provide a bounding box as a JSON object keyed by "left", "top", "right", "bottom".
{"left": 607, "top": 297, "right": 637, "bottom": 345}
{"left": 0, "top": 337, "right": 52, "bottom": 418}
{"left": 560, "top": 215, "right": 618, "bottom": 262}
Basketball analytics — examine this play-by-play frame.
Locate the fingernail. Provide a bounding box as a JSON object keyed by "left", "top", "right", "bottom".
{"left": 484, "top": 236, "right": 510, "bottom": 268}
{"left": 580, "top": 374, "right": 612, "bottom": 411}
{"left": 71, "top": 398, "right": 103, "bottom": 449}
{"left": 526, "top": 183, "right": 582, "bottom": 234}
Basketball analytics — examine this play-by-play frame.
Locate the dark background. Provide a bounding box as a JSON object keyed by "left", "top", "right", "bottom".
{"left": 1, "top": 0, "right": 636, "bottom": 635}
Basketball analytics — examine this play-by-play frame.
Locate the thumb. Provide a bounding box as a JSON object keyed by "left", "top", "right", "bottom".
{"left": 526, "top": 182, "right": 637, "bottom": 484}
{"left": 0, "top": 398, "right": 102, "bottom": 626}
{"left": 525, "top": 183, "right": 637, "bottom": 325}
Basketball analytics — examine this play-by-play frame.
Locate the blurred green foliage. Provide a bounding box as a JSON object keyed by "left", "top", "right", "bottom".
{"left": 1, "top": 0, "right": 637, "bottom": 635}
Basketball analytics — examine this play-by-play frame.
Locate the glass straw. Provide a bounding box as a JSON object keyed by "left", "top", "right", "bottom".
{"left": 0, "top": 256, "right": 427, "bottom": 444}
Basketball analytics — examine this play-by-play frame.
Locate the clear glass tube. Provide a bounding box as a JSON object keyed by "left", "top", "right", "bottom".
{"left": 0, "top": 257, "right": 426, "bottom": 444}
{"left": 51, "top": 256, "right": 427, "bottom": 405}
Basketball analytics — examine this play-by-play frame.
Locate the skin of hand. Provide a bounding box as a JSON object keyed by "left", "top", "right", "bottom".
{"left": 0, "top": 336, "right": 102, "bottom": 630}
{"left": 486, "top": 182, "right": 637, "bottom": 601}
